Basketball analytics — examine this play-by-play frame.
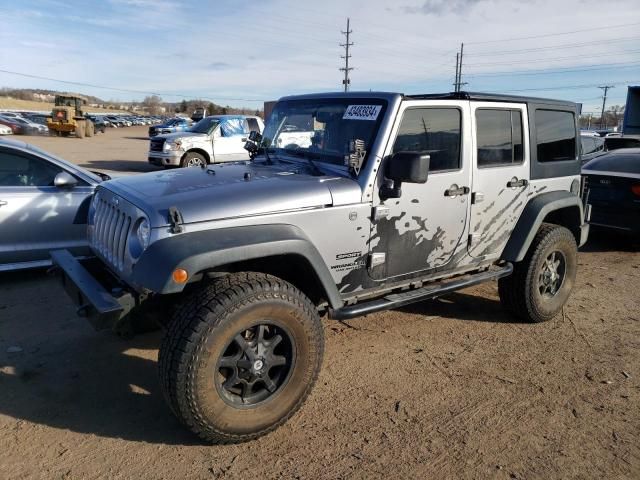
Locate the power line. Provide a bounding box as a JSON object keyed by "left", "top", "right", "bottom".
{"left": 465, "top": 48, "right": 640, "bottom": 67}
{"left": 465, "top": 61, "right": 640, "bottom": 78}
{"left": 466, "top": 35, "right": 640, "bottom": 56}
{"left": 465, "top": 21, "right": 640, "bottom": 45}
{"left": 339, "top": 18, "right": 354, "bottom": 92}
{"left": 486, "top": 80, "right": 638, "bottom": 94}
{"left": 0, "top": 68, "right": 264, "bottom": 103}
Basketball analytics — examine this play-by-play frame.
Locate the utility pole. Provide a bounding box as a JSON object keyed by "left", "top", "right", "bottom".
{"left": 340, "top": 18, "right": 353, "bottom": 92}
{"left": 598, "top": 85, "right": 613, "bottom": 129}
{"left": 454, "top": 43, "right": 466, "bottom": 92}
{"left": 454, "top": 53, "right": 460, "bottom": 92}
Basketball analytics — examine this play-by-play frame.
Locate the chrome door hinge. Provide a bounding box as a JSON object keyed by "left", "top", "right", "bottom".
{"left": 372, "top": 205, "right": 389, "bottom": 221}
{"left": 471, "top": 192, "right": 484, "bottom": 204}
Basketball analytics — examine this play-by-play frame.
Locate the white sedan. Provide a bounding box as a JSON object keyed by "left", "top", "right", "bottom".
{"left": 0, "top": 124, "right": 12, "bottom": 135}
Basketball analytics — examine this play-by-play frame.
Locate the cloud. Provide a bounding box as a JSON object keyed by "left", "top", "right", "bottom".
{"left": 402, "top": 0, "right": 488, "bottom": 16}
{"left": 208, "top": 62, "right": 232, "bottom": 70}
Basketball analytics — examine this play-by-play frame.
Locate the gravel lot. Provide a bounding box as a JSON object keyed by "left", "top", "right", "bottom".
{"left": 1, "top": 127, "right": 639, "bottom": 479}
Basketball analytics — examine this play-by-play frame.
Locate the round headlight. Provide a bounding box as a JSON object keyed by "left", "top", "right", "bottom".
{"left": 137, "top": 218, "right": 150, "bottom": 250}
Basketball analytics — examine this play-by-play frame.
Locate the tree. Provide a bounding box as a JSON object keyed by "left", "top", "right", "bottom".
{"left": 222, "top": 106, "right": 228, "bottom": 115}
{"left": 207, "top": 103, "right": 216, "bottom": 115}
{"left": 142, "top": 95, "right": 163, "bottom": 115}
{"left": 180, "top": 99, "right": 188, "bottom": 113}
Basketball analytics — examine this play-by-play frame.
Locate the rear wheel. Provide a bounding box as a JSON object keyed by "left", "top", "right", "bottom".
{"left": 85, "top": 120, "right": 94, "bottom": 137}
{"left": 75, "top": 121, "right": 85, "bottom": 138}
{"left": 499, "top": 223, "right": 577, "bottom": 322}
{"left": 180, "top": 151, "right": 207, "bottom": 168}
{"left": 158, "top": 272, "right": 324, "bottom": 443}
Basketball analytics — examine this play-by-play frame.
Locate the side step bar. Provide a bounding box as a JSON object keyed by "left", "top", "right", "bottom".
{"left": 330, "top": 263, "right": 513, "bottom": 320}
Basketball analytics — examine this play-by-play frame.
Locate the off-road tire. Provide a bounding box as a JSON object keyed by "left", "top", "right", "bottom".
{"left": 75, "top": 122, "right": 85, "bottom": 138}
{"left": 180, "top": 151, "right": 207, "bottom": 168}
{"left": 499, "top": 223, "right": 577, "bottom": 323}
{"left": 85, "top": 120, "right": 94, "bottom": 137}
{"left": 158, "top": 272, "right": 324, "bottom": 444}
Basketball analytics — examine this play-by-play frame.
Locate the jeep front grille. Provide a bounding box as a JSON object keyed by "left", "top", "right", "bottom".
{"left": 91, "top": 196, "right": 133, "bottom": 271}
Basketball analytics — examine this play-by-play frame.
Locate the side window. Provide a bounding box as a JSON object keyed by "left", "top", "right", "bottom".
{"left": 392, "top": 108, "right": 461, "bottom": 172}
{"left": 247, "top": 117, "right": 260, "bottom": 133}
{"left": 581, "top": 137, "right": 596, "bottom": 155}
{"left": 476, "top": 109, "right": 524, "bottom": 167}
{"left": 536, "top": 109, "right": 576, "bottom": 162}
{"left": 0, "top": 150, "right": 62, "bottom": 187}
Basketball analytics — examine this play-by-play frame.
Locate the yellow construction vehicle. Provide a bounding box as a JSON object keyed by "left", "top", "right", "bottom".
{"left": 47, "top": 94, "right": 94, "bottom": 138}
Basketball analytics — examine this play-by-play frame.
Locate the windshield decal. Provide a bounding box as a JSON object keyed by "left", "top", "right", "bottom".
{"left": 342, "top": 105, "right": 382, "bottom": 121}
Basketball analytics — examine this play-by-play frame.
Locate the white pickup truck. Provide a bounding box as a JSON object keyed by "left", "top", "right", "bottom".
{"left": 148, "top": 115, "right": 264, "bottom": 168}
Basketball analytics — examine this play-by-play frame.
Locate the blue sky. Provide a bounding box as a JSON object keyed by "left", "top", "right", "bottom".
{"left": 0, "top": 0, "right": 638, "bottom": 112}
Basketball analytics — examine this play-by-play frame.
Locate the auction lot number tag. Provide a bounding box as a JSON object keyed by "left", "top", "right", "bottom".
{"left": 343, "top": 105, "right": 382, "bottom": 121}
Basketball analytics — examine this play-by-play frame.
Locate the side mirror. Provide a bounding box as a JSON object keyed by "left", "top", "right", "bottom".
{"left": 249, "top": 130, "right": 262, "bottom": 142}
{"left": 381, "top": 152, "right": 430, "bottom": 199}
{"left": 54, "top": 171, "right": 78, "bottom": 189}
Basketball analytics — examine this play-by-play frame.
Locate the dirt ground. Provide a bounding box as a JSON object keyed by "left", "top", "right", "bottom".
{"left": 1, "top": 128, "right": 639, "bottom": 479}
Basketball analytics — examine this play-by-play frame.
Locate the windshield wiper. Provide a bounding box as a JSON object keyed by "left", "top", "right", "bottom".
{"left": 283, "top": 148, "right": 323, "bottom": 176}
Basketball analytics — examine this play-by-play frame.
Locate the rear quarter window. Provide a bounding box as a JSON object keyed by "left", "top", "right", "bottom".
{"left": 535, "top": 109, "right": 576, "bottom": 162}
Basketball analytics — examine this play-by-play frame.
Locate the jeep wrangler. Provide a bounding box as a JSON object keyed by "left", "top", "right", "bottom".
{"left": 52, "top": 91, "right": 589, "bottom": 444}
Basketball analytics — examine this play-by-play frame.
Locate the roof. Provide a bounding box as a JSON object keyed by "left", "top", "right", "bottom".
{"left": 278, "top": 90, "right": 575, "bottom": 107}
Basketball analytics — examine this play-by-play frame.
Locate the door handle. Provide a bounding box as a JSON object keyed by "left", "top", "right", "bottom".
{"left": 507, "top": 178, "right": 529, "bottom": 188}
{"left": 444, "top": 185, "right": 470, "bottom": 197}
{"left": 0, "top": 200, "right": 7, "bottom": 207}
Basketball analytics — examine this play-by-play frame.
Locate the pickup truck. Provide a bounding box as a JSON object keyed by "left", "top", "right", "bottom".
{"left": 148, "top": 115, "right": 264, "bottom": 167}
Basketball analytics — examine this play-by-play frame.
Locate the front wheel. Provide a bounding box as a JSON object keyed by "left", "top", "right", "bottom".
{"left": 158, "top": 272, "right": 324, "bottom": 443}
{"left": 180, "top": 151, "right": 206, "bottom": 168}
{"left": 499, "top": 223, "right": 577, "bottom": 323}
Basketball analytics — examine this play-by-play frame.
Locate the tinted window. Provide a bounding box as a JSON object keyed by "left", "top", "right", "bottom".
{"left": 0, "top": 150, "right": 62, "bottom": 187}
{"left": 247, "top": 117, "right": 260, "bottom": 133}
{"left": 536, "top": 110, "right": 576, "bottom": 162}
{"left": 581, "top": 136, "right": 596, "bottom": 155}
{"left": 476, "top": 109, "right": 523, "bottom": 167}
{"left": 393, "top": 108, "right": 461, "bottom": 172}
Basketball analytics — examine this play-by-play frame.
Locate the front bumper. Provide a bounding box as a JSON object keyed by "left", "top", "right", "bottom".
{"left": 148, "top": 150, "right": 182, "bottom": 166}
{"left": 51, "top": 249, "right": 136, "bottom": 330}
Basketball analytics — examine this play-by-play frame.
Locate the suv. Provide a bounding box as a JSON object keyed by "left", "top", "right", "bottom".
{"left": 148, "top": 117, "right": 191, "bottom": 137}
{"left": 52, "top": 91, "right": 589, "bottom": 444}
{"left": 147, "top": 115, "right": 264, "bottom": 168}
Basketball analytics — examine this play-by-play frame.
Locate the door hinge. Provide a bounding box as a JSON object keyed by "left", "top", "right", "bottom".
{"left": 372, "top": 205, "right": 390, "bottom": 221}
{"left": 468, "top": 233, "right": 481, "bottom": 248}
{"left": 471, "top": 192, "right": 484, "bottom": 204}
{"left": 368, "top": 252, "right": 386, "bottom": 268}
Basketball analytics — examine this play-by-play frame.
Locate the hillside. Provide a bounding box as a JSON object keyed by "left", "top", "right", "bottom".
{"left": 0, "top": 97, "right": 130, "bottom": 114}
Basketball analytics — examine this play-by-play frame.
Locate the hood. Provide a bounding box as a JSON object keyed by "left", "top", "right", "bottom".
{"left": 154, "top": 131, "right": 206, "bottom": 142}
{"left": 103, "top": 162, "right": 362, "bottom": 227}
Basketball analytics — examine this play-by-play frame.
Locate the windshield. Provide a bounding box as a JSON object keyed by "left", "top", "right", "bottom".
{"left": 261, "top": 98, "right": 387, "bottom": 169}
{"left": 167, "top": 118, "right": 183, "bottom": 126}
{"left": 190, "top": 117, "right": 220, "bottom": 134}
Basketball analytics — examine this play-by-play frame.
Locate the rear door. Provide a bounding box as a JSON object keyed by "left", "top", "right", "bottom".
{"left": 468, "top": 103, "right": 530, "bottom": 260}
{"left": 0, "top": 147, "right": 93, "bottom": 267}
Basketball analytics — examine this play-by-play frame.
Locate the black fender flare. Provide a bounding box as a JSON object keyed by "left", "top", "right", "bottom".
{"left": 501, "top": 191, "right": 586, "bottom": 262}
{"left": 133, "top": 224, "right": 343, "bottom": 308}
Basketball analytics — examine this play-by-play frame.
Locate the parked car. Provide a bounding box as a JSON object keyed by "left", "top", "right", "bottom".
{"left": 0, "top": 112, "right": 24, "bottom": 119}
{"left": 603, "top": 136, "right": 640, "bottom": 151}
{"left": 581, "top": 134, "right": 606, "bottom": 164}
{"left": 148, "top": 117, "right": 192, "bottom": 137}
{"left": 582, "top": 148, "right": 640, "bottom": 235}
{"left": 53, "top": 91, "right": 588, "bottom": 444}
{"left": 0, "top": 124, "right": 12, "bottom": 135}
{"left": 24, "top": 113, "right": 49, "bottom": 126}
{"left": 86, "top": 115, "right": 108, "bottom": 133}
{"left": 0, "top": 116, "right": 25, "bottom": 134}
{"left": 105, "top": 116, "right": 125, "bottom": 127}
{"left": 0, "top": 138, "right": 110, "bottom": 271}
{"left": 148, "top": 115, "right": 264, "bottom": 167}
{"left": 10, "top": 116, "right": 48, "bottom": 135}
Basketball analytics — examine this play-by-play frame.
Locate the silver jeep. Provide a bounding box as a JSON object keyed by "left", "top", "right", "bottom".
{"left": 53, "top": 91, "right": 589, "bottom": 444}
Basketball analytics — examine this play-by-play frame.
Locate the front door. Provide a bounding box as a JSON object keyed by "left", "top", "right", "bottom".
{"left": 0, "top": 147, "right": 93, "bottom": 267}
{"left": 212, "top": 119, "right": 250, "bottom": 163}
{"left": 368, "top": 101, "right": 472, "bottom": 280}
{"left": 468, "top": 103, "right": 530, "bottom": 260}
